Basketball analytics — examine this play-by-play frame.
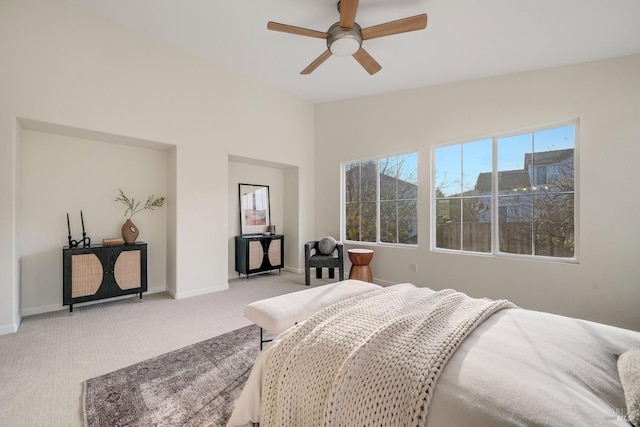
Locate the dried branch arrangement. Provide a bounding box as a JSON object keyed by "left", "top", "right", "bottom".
{"left": 115, "top": 189, "right": 165, "bottom": 218}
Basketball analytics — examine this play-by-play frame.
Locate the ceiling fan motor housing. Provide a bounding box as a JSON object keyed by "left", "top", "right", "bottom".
{"left": 327, "top": 22, "right": 362, "bottom": 56}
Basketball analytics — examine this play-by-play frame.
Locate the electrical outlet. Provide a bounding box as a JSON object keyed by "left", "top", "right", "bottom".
{"left": 410, "top": 263, "right": 417, "bottom": 273}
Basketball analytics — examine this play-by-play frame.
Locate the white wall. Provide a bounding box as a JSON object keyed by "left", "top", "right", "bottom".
{"left": 0, "top": 0, "right": 316, "bottom": 334}
{"left": 315, "top": 55, "right": 640, "bottom": 330}
{"left": 3, "top": 0, "right": 636, "bottom": 334}
{"left": 20, "top": 130, "right": 169, "bottom": 315}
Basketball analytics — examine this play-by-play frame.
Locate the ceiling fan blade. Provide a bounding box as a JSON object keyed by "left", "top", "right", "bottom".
{"left": 301, "top": 50, "right": 333, "bottom": 74}
{"left": 267, "top": 21, "right": 328, "bottom": 39}
{"left": 362, "top": 14, "right": 427, "bottom": 40}
{"left": 353, "top": 47, "right": 382, "bottom": 75}
{"left": 339, "top": 0, "right": 359, "bottom": 29}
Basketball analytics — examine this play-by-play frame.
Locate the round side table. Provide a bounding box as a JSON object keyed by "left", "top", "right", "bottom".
{"left": 348, "top": 248, "right": 374, "bottom": 283}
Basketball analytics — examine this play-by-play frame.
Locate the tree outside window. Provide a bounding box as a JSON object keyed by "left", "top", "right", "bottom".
{"left": 434, "top": 123, "right": 576, "bottom": 260}
{"left": 344, "top": 153, "right": 418, "bottom": 245}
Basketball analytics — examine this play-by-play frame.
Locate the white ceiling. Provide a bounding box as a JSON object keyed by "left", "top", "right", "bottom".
{"left": 69, "top": 0, "right": 640, "bottom": 104}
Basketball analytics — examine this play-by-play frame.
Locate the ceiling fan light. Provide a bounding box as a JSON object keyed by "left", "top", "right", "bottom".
{"left": 327, "top": 22, "right": 362, "bottom": 57}
{"left": 330, "top": 37, "right": 361, "bottom": 56}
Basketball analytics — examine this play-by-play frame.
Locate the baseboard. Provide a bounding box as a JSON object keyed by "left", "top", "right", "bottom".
{"left": 373, "top": 278, "right": 396, "bottom": 287}
{"left": 228, "top": 273, "right": 242, "bottom": 281}
{"left": 0, "top": 318, "right": 21, "bottom": 336}
{"left": 22, "top": 303, "right": 62, "bottom": 317}
{"left": 228, "top": 266, "right": 301, "bottom": 281}
{"left": 173, "top": 284, "right": 228, "bottom": 299}
{"left": 147, "top": 285, "right": 166, "bottom": 295}
{"left": 20, "top": 286, "right": 168, "bottom": 317}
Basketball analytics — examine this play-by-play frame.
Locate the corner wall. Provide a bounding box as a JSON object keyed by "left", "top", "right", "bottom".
{"left": 0, "top": 0, "right": 315, "bottom": 333}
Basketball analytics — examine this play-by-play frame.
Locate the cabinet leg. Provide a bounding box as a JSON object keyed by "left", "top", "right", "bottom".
{"left": 69, "top": 305, "right": 73, "bottom": 316}
{"left": 139, "top": 292, "right": 143, "bottom": 303}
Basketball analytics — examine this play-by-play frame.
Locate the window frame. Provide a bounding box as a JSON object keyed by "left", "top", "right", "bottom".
{"left": 341, "top": 151, "right": 419, "bottom": 247}
{"left": 430, "top": 119, "right": 579, "bottom": 263}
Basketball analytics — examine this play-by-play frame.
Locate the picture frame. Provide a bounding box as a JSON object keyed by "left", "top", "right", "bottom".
{"left": 239, "top": 183, "right": 271, "bottom": 235}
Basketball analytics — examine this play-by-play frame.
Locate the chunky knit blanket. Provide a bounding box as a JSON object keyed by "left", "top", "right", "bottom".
{"left": 260, "top": 283, "right": 516, "bottom": 427}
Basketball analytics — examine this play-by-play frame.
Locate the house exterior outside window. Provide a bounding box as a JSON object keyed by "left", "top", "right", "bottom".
{"left": 433, "top": 122, "right": 577, "bottom": 261}
{"left": 343, "top": 153, "right": 418, "bottom": 245}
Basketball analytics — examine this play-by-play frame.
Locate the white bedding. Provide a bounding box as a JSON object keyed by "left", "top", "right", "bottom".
{"left": 228, "top": 285, "right": 640, "bottom": 426}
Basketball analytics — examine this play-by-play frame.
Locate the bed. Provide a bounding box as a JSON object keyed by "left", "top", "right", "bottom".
{"left": 228, "top": 283, "right": 640, "bottom": 426}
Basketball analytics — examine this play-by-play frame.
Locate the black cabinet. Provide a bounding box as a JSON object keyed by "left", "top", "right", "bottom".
{"left": 235, "top": 234, "right": 284, "bottom": 279}
{"left": 63, "top": 242, "right": 147, "bottom": 314}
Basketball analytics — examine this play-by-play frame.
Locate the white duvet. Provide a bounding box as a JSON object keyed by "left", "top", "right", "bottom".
{"left": 228, "top": 286, "right": 640, "bottom": 426}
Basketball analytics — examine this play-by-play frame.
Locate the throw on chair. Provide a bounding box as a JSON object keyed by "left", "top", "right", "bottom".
{"left": 304, "top": 237, "right": 344, "bottom": 286}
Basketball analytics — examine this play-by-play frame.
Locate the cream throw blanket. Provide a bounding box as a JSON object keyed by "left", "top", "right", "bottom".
{"left": 260, "top": 284, "right": 516, "bottom": 427}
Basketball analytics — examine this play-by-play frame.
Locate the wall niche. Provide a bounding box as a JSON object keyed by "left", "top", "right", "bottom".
{"left": 19, "top": 119, "right": 174, "bottom": 315}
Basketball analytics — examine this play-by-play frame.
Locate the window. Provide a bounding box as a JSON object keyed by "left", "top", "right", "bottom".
{"left": 535, "top": 166, "right": 548, "bottom": 185}
{"left": 343, "top": 153, "right": 418, "bottom": 245}
{"left": 433, "top": 122, "right": 576, "bottom": 260}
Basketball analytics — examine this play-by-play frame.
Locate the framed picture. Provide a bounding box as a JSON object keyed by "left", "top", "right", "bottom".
{"left": 239, "top": 183, "right": 271, "bottom": 235}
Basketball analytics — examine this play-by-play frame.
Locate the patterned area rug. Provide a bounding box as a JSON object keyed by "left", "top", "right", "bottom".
{"left": 83, "top": 325, "right": 259, "bottom": 426}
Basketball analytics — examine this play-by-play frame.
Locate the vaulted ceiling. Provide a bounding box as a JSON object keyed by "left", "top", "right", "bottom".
{"left": 70, "top": 0, "right": 640, "bottom": 103}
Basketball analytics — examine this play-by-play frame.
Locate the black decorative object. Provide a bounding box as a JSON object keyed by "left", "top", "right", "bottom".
{"left": 66, "top": 211, "right": 91, "bottom": 248}
{"left": 80, "top": 210, "right": 91, "bottom": 248}
{"left": 235, "top": 234, "right": 284, "bottom": 279}
{"left": 62, "top": 242, "right": 147, "bottom": 314}
{"left": 67, "top": 213, "right": 78, "bottom": 248}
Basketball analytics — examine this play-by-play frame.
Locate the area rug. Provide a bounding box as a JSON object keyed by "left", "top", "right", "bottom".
{"left": 83, "top": 325, "right": 260, "bottom": 427}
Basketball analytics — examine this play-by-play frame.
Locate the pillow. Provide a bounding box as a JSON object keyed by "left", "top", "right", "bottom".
{"left": 317, "top": 236, "right": 337, "bottom": 255}
{"left": 618, "top": 346, "right": 640, "bottom": 426}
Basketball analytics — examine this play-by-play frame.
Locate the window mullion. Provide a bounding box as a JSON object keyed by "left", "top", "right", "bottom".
{"left": 459, "top": 145, "right": 464, "bottom": 251}
{"left": 376, "top": 160, "right": 381, "bottom": 244}
{"left": 359, "top": 164, "right": 363, "bottom": 241}
{"left": 530, "top": 133, "right": 535, "bottom": 256}
{"left": 492, "top": 137, "right": 498, "bottom": 255}
{"left": 395, "top": 162, "right": 400, "bottom": 243}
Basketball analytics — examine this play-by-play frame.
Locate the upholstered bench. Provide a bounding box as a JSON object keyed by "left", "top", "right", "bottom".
{"left": 244, "top": 279, "right": 382, "bottom": 348}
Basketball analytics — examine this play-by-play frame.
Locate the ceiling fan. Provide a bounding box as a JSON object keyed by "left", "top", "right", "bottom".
{"left": 267, "top": 0, "right": 428, "bottom": 75}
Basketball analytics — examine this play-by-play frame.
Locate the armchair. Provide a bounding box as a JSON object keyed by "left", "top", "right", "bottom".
{"left": 304, "top": 239, "right": 344, "bottom": 286}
